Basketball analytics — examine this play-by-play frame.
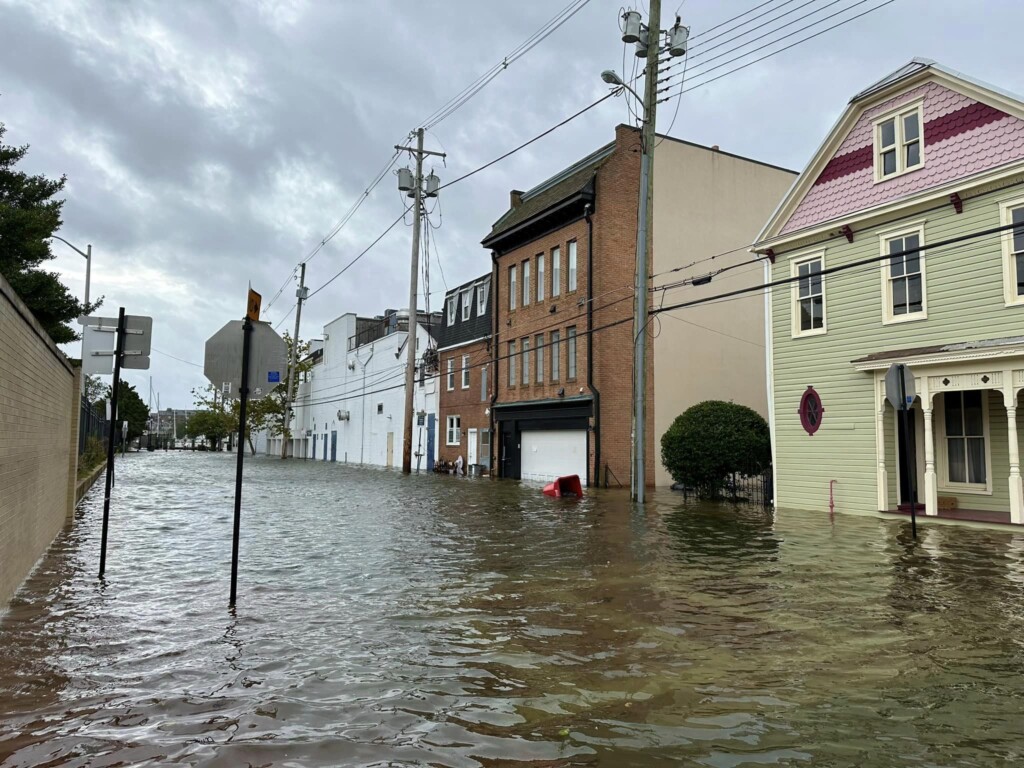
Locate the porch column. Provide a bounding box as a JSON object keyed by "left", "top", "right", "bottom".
{"left": 1007, "top": 401, "right": 1023, "bottom": 525}
{"left": 876, "top": 398, "right": 888, "bottom": 511}
{"left": 922, "top": 403, "right": 938, "bottom": 517}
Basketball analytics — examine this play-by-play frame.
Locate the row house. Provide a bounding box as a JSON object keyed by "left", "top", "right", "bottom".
{"left": 483, "top": 124, "right": 794, "bottom": 486}
{"left": 288, "top": 308, "right": 440, "bottom": 469}
{"left": 755, "top": 59, "right": 1024, "bottom": 525}
{"left": 435, "top": 273, "right": 493, "bottom": 470}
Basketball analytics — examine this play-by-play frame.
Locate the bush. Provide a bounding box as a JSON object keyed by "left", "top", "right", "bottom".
{"left": 78, "top": 437, "right": 106, "bottom": 478}
{"left": 660, "top": 400, "right": 770, "bottom": 498}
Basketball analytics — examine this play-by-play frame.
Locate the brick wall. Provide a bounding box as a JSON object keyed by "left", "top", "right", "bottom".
{"left": 493, "top": 125, "right": 655, "bottom": 486}
{"left": 437, "top": 337, "right": 492, "bottom": 466}
{"left": 0, "top": 272, "right": 79, "bottom": 608}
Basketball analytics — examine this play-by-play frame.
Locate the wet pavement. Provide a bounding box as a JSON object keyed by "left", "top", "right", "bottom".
{"left": 3, "top": 451, "right": 1024, "bottom": 766}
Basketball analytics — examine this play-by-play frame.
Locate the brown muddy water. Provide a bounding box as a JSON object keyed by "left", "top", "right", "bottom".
{"left": 2, "top": 451, "right": 1024, "bottom": 766}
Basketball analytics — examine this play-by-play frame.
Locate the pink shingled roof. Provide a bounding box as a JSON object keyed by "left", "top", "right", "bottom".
{"left": 781, "top": 82, "right": 1024, "bottom": 235}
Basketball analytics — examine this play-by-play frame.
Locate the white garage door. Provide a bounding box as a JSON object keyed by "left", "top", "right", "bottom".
{"left": 520, "top": 430, "right": 587, "bottom": 483}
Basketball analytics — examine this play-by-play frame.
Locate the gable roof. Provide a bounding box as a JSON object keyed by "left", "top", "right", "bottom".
{"left": 755, "top": 59, "right": 1024, "bottom": 249}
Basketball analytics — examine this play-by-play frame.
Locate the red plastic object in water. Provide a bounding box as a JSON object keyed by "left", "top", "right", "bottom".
{"left": 542, "top": 474, "right": 584, "bottom": 498}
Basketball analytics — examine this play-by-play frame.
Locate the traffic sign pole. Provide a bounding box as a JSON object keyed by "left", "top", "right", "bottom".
{"left": 100, "top": 307, "right": 126, "bottom": 577}
{"left": 230, "top": 316, "right": 253, "bottom": 607}
{"left": 898, "top": 364, "right": 918, "bottom": 538}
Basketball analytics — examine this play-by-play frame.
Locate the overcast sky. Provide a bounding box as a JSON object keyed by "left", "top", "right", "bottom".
{"left": 2, "top": 0, "right": 1022, "bottom": 407}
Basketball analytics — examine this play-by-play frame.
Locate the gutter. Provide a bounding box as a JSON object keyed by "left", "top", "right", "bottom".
{"left": 489, "top": 251, "right": 500, "bottom": 476}
{"left": 585, "top": 202, "right": 600, "bottom": 488}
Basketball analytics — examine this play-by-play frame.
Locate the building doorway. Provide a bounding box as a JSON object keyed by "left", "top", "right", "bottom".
{"left": 467, "top": 428, "right": 478, "bottom": 465}
{"left": 897, "top": 408, "right": 918, "bottom": 505}
{"left": 386, "top": 432, "right": 394, "bottom": 467}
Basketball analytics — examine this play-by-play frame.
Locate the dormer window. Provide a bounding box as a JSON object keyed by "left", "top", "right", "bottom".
{"left": 460, "top": 289, "right": 471, "bottom": 321}
{"left": 874, "top": 102, "right": 923, "bottom": 181}
{"left": 446, "top": 296, "right": 456, "bottom": 326}
{"left": 477, "top": 278, "right": 490, "bottom": 316}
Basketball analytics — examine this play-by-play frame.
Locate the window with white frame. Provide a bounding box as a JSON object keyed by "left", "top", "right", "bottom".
{"left": 461, "top": 290, "right": 471, "bottom": 321}
{"left": 1000, "top": 199, "right": 1024, "bottom": 305}
{"left": 551, "top": 246, "right": 561, "bottom": 297}
{"left": 521, "top": 336, "right": 530, "bottom": 385}
{"left": 477, "top": 279, "right": 490, "bottom": 315}
{"left": 567, "top": 326, "right": 577, "bottom": 379}
{"left": 446, "top": 358, "right": 455, "bottom": 391}
{"left": 791, "top": 253, "right": 825, "bottom": 336}
{"left": 875, "top": 102, "right": 923, "bottom": 180}
{"left": 550, "top": 330, "right": 560, "bottom": 380}
{"left": 881, "top": 225, "right": 926, "bottom": 323}
{"left": 509, "top": 265, "right": 517, "bottom": 311}
{"left": 537, "top": 253, "right": 545, "bottom": 303}
{"left": 446, "top": 415, "right": 461, "bottom": 445}
{"left": 939, "top": 390, "right": 989, "bottom": 490}
{"left": 522, "top": 259, "right": 531, "bottom": 307}
{"left": 446, "top": 296, "right": 456, "bottom": 326}
{"left": 508, "top": 341, "right": 516, "bottom": 385}
{"left": 535, "top": 333, "right": 544, "bottom": 383}
{"left": 461, "top": 354, "right": 470, "bottom": 389}
{"left": 568, "top": 241, "right": 578, "bottom": 291}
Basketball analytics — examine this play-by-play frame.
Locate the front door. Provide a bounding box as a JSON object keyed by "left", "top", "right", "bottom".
{"left": 426, "top": 414, "right": 436, "bottom": 471}
{"left": 467, "top": 428, "right": 478, "bottom": 465}
{"left": 312, "top": 434, "right": 317, "bottom": 461}
{"left": 897, "top": 409, "right": 918, "bottom": 505}
{"left": 330, "top": 430, "right": 337, "bottom": 462}
{"left": 386, "top": 432, "right": 394, "bottom": 467}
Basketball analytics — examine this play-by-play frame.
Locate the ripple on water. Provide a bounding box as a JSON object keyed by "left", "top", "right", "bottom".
{"left": 3, "top": 452, "right": 1024, "bottom": 766}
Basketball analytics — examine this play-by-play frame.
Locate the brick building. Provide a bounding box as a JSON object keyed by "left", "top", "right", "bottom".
{"left": 435, "top": 273, "right": 493, "bottom": 470}
{"left": 483, "top": 124, "right": 795, "bottom": 488}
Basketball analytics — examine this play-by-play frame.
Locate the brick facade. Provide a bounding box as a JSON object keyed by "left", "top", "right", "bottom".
{"left": 486, "top": 125, "right": 655, "bottom": 487}
{"left": 437, "top": 337, "right": 492, "bottom": 467}
{"left": 0, "top": 272, "right": 79, "bottom": 608}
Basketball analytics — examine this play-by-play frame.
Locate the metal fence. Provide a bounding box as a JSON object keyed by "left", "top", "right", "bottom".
{"left": 675, "top": 469, "right": 774, "bottom": 507}
{"left": 79, "top": 396, "right": 107, "bottom": 455}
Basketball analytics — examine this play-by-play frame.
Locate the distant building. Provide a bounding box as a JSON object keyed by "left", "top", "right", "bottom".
{"left": 289, "top": 308, "right": 440, "bottom": 469}
{"left": 434, "top": 273, "right": 493, "bottom": 471}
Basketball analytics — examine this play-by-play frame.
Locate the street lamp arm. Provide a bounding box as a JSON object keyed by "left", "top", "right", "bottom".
{"left": 615, "top": 82, "right": 645, "bottom": 105}
{"left": 49, "top": 234, "right": 90, "bottom": 260}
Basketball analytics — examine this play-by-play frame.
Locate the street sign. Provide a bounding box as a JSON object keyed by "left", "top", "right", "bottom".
{"left": 204, "top": 320, "right": 287, "bottom": 399}
{"left": 81, "top": 314, "right": 153, "bottom": 372}
{"left": 82, "top": 323, "right": 115, "bottom": 374}
{"left": 247, "top": 289, "right": 262, "bottom": 322}
{"left": 885, "top": 363, "right": 916, "bottom": 410}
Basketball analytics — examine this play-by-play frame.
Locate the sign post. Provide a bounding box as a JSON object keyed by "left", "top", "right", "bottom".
{"left": 230, "top": 289, "right": 260, "bottom": 606}
{"left": 886, "top": 363, "right": 918, "bottom": 538}
{"left": 99, "top": 308, "right": 126, "bottom": 577}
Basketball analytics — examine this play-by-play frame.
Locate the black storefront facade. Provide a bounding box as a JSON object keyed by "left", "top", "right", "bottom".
{"left": 493, "top": 395, "right": 593, "bottom": 484}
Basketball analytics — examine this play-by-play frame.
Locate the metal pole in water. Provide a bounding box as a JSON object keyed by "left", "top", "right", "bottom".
{"left": 99, "top": 307, "right": 126, "bottom": 577}
{"left": 230, "top": 316, "right": 253, "bottom": 606}
{"left": 898, "top": 364, "right": 918, "bottom": 538}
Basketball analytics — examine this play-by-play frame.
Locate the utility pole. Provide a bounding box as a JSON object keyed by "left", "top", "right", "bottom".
{"left": 281, "top": 262, "right": 308, "bottom": 459}
{"left": 395, "top": 128, "right": 445, "bottom": 474}
{"left": 632, "top": 0, "right": 661, "bottom": 504}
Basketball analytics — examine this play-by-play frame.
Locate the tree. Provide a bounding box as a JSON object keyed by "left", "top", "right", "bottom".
{"left": 660, "top": 400, "right": 771, "bottom": 498}
{"left": 0, "top": 124, "right": 98, "bottom": 343}
{"left": 264, "top": 333, "right": 313, "bottom": 447}
{"left": 185, "top": 410, "right": 232, "bottom": 449}
{"left": 103, "top": 381, "right": 149, "bottom": 445}
{"left": 84, "top": 374, "right": 105, "bottom": 404}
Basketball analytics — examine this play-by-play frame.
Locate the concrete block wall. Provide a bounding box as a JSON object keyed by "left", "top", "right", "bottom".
{"left": 0, "top": 272, "right": 78, "bottom": 608}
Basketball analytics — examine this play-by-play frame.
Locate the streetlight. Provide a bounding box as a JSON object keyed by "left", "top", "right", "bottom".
{"left": 49, "top": 235, "right": 92, "bottom": 310}
{"left": 600, "top": 70, "right": 644, "bottom": 103}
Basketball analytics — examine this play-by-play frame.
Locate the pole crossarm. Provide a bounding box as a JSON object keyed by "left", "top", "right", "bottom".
{"left": 395, "top": 143, "right": 447, "bottom": 159}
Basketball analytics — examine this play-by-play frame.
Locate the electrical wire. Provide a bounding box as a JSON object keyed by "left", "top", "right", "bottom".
{"left": 688, "top": 0, "right": 782, "bottom": 41}
{"left": 688, "top": 0, "right": 803, "bottom": 51}
{"left": 152, "top": 347, "right": 203, "bottom": 368}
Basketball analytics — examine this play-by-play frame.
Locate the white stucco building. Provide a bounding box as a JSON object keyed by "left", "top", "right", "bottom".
{"left": 276, "top": 309, "right": 440, "bottom": 470}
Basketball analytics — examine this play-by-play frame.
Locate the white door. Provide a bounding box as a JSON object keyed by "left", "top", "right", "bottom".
{"left": 467, "top": 428, "right": 478, "bottom": 465}
{"left": 520, "top": 430, "right": 586, "bottom": 483}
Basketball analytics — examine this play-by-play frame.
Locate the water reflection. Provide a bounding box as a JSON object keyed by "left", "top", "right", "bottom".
{"left": 1, "top": 453, "right": 1024, "bottom": 766}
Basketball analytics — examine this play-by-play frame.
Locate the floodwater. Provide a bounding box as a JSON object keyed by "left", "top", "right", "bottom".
{"left": 3, "top": 454, "right": 1024, "bottom": 767}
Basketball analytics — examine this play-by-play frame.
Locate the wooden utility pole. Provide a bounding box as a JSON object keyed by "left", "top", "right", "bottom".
{"left": 281, "top": 262, "right": 307, "bottom": 458}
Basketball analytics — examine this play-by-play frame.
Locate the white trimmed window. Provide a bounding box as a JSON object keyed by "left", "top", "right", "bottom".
{"left": 508, "top": 341, "right": 516, "bottom": 386}
{"left": 874, "top": 101, "right": 923, "bottom": 181}
{"left": 551, "top": 246, "right": 561, "bottom": 297}
{"left": 568, "top": 241, "right": 578, "bottom": 291}
{"left": 522, "top": 259, "right": 531, "bottom": 307}
{"left": 880, "top": 224, "right": 927, "bottom": 324}
{"left": 446, "top": 415, "right": 461, "bottom": 445}
{"left": 537, "top": 253, "right": 545, "bottom": 303}
{"left": 791, "top": 252, "right": 826, "bottom": 337}
{"left": 461, "top": 354, "right": 470, "bottom": 389}
{"left": 1000, "top": 197, "right": 1024, "bottom": 306}
{"left": 535, "top": 333, "right": 544, "bottom": 383}
{"left": 446, "top": 358, "right": 455, "bottom": 390}
{"left": 937, "top": 391, "right": 991, "bottom": 493}
{"left": 446, "top": 297, "right": 456, "bottom": 326}
{"left": 477, "top": 278, "right": 490, "bottom": 315}
{"left": 567, "top": 326, "right": 577, "bottom": 379}
{"left": 550, "top": 330, "right": 560, "bottom": 381}
{"left": 521, "top": 336, "right": 530, "bottom": 385}
{"left": 461, "top": 290, "right": 471, "bottom": 321}
{"left": 509, "top": 265, "right": 517, "bottom": 311}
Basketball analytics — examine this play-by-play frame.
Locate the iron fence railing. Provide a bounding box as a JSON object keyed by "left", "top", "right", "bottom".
{"left": 674, "top": 469, "right": 774, "bottom": 507}
{"left": 79, "top": 396, "right": 107, "bottom": 455}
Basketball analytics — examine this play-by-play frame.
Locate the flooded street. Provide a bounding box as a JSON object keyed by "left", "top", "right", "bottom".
{"left": 3, "top": 452, "right": 1024, "bottom": 766}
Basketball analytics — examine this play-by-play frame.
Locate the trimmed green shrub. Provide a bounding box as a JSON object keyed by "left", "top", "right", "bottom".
{"left": 660, "top": 400, "right": 770, "bottom": 498}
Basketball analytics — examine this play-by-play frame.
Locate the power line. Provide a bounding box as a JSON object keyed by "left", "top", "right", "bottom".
{"left": 152, "top": 347, "right": 203, "bottom": 368}
{"left": 688, "top": 0, "right": 787, "bottom": 41}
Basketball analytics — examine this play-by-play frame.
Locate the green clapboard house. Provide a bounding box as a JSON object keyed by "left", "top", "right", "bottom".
{"left": 754, "top": 59, "right": 1024, "bottom": 526}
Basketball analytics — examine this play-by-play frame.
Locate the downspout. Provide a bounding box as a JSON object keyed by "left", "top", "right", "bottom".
{"left": 490, "top": 251, "right": 500, "bottom": 476}
{"left": 585, "top": 202, "right": 601, "bottom": 488}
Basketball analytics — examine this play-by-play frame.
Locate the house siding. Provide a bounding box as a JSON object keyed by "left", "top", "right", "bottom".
{"left": 771, "top": 181, "right": 1024, "bottom": 515}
